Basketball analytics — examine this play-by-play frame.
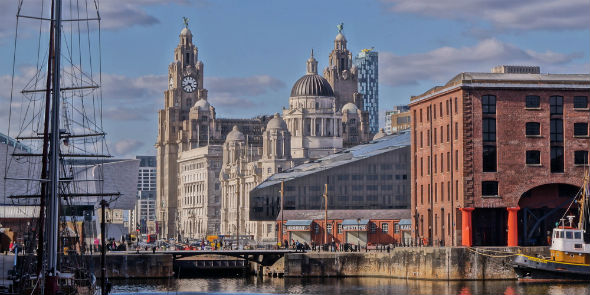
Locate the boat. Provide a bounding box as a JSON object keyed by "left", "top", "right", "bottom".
{"left": 2, "top": 0, "right": 113, "bottom": 294}
{"left": 512, "top": 170, "right": 590, "bottom": 281}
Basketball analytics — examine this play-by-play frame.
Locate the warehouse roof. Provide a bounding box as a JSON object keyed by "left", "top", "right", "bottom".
{"left": 276, "top": 209, "right": 410, "bottom": 221}
{"left": 255, "top": 131, "right": 410, "bottom": 190}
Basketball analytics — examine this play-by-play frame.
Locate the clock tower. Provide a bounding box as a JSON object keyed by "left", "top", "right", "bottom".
{"left": 156, "top": 24, "right": 210, "bottom": 239}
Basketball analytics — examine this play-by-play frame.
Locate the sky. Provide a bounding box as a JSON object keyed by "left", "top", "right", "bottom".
{"left": 0, "top": 0, "right": 588, "bottom": 158}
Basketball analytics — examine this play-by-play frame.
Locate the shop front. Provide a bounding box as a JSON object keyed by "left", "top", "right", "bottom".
{"left": 342, "top": 219, "right": 368, "bottom": 247}
{"left": 285, "top": 220, "right": 313, "bottom": 244}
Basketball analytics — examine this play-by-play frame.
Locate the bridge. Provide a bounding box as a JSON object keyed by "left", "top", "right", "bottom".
{"left": 125, "top": 249, "right": 297, "bottom": 266}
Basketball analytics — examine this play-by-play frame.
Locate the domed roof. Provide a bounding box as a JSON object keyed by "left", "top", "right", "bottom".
{"left": 342, "top": 102, "right": 358, "bottom": 113}
{"left": 266, "top": 113, "right": 288, "bottom": 130}
{"left": 373, "top": 128, "right": 386, "bottom": 140}
{"left": 193, "top": 99, "right": 210, "bottom": 110}
{"left": 335, "top": 32, "right": 346, "bottom": 42}
{"left": 290, "top": 74, "right": 334, "bottom": 97}
{"left": 226, "top": 125, "right": 245, "bottom": 142}
{"left": 180, "top": 27, "right": 192, "bottom": 36}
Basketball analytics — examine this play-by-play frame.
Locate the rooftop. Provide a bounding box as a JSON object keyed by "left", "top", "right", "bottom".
{"left": 254, "top": 131, "right": 410, "bottom": 190}
{"left": 410, "top": 71, "right": 590, "bottom": 103}
{"left": 277, "top": 209, "right": 410, "bottom": 221}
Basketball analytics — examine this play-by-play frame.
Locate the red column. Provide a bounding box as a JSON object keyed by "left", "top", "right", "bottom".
{"left": 507, "top": 207, "right": 520, "bottom": 247}
{"left": 460, "top": 208, "right": 474, "bottom": 247}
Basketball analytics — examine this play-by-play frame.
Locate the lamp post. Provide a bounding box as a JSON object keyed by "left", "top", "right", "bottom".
{"left": 357, "top": 218, "right": 361, "bottom": 252}
{"left": 323, "top": 184, "right": 328, "bottom": 246}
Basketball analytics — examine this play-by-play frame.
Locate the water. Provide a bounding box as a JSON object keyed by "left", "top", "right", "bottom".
{"left": 111, "top": 277, "right": 590, "bottom": 295}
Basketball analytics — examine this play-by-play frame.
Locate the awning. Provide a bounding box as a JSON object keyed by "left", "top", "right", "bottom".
{"left": 398, "top": 219, "right": 412, "bottom": 225}
{"left": 285, "top": 220, "right": 313, "bottom": 226}
{"left": 284, "top": 220, "right": 313, "bottom": 231}
{"left": 341, "top": 219, "right": 369, "bottom": 226}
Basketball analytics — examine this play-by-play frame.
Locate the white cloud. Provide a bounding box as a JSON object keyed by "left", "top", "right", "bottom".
{"left": 206, "top": 75, "right": 285, "bottom": 97}
{"left": 382, "top": 0, "right": 590, "bottom": 31}
{"left": 379, "top": 38, "right": 583, "bottom": 87}
{"left": 112, "top": 138, "right": 144, "bottom": 155}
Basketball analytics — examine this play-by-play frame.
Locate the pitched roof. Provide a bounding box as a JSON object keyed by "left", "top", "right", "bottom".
{"left": 277, "top": 209, "right": 410, "bottom": 221}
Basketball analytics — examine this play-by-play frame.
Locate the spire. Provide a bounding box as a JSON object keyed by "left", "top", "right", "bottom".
{"left": 306, "top": 49, "right": 318, "bottom": 74}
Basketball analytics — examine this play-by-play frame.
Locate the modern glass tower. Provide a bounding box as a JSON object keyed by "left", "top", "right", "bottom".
{"left": 355, "top": 48, "right": 379, "bottom": 134}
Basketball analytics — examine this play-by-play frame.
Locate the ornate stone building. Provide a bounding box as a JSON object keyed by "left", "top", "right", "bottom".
{"left": 157, "top": 24, "right": 373, "bottom": 241}
{"left": 323, "top": 26, "right": 371, "bottom": 147}
{"left": 156, "top": 26, "right": 269, "bottom": 239}
{"left": 219, "top": 116, "right": 293, "bottom": 243}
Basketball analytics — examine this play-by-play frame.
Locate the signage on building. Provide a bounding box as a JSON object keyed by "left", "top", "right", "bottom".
{"left": 286, "top": 225, "right": 309, "bottom": 231}
{"left": 343, "top": 224, "right": 367, "bottom": 231}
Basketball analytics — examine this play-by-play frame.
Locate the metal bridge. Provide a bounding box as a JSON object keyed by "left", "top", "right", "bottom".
{"left": 126, "top": 249, "right": 297, "bottom": 266}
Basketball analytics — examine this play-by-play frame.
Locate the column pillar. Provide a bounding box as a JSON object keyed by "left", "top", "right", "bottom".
{"left": 459, "top": 207, "right": 474, "bottom": 247}
{"left": 507, "top": 207, "right": 520, "bottom": 247}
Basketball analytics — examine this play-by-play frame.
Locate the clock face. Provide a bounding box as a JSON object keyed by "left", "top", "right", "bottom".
{"left": 181, "top": 76, "right": 198, "bottom": 93}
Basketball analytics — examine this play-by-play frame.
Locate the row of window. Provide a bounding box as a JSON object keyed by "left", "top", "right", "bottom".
{"left": 416, "top": 150, "right": 460, "bottom": 177}
{"left": 483, "top": 95, "right": 588, "bottom": 115}
{"left": 523, "top": 121, "right": 588, "bottom": 138}
{"left": 414, "top": 97, "right": 460, "bottom": 125}
{"left": 313, "top": 222, "right": 392, "bottom": 234}
{"left": 417, "top": 180, "right": 460, "bottom": 205}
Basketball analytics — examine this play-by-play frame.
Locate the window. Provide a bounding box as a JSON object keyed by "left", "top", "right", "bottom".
{"left": 550, "top": 96, "right": 563, "bottom": 115}
{"left": 525, "top": 95, "right": 540, "bottom": 108}
{"left": 314, "top": 224, "right": 320, "bottom": 234}
{"left": 382, "top": 223, "right": 389, "bottom": 233}
{"left": 574, "top": 123, "right": 588, "bottom": 136}
{"left": 482, "top": 95, "right": 496, "bottom": 114}
{"left": 370, "top": 223, "right": 377, "bottom": 233}
{"left": 525, "top": 122, "right": 541, "bottom": 136}
{"left": 550, "top": 119, "right": 563, "bottom": 143}
{"left": 526, "top": 150, "right": 541, "bottom": 165}
{"left": 337, "top": 224, "right": 342, "bottom": 234}
{"left": 573, "top": 96, "right": 588, "bottom": 109}
{"left": 327, "top": 224, "right": 332, "bottom": 234}
{"left": 482, "top": 118, "right": 496, "bottom": 141}
{"left": 483, "top": 145, "right": 497, "bottom": 172}
{"left": 482, "top": 181, "right": 498, "bottom": 196}
{"left": 455, "top": 122, "right": 458, "bottom": 140}
{"left": 574, "top": 150, "right": 588, "bottom": 165}
{"left": 551, "top": 146, "right": 564, "bottom": 173}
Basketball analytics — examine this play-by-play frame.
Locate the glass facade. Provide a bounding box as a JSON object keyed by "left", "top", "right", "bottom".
{"left": 355, "top": 49, "right": 379, "bottom": 134}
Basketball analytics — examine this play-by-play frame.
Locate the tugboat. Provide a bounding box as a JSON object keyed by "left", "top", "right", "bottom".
{"left": 513, "top": 172, "right": 590, "bottom": 281}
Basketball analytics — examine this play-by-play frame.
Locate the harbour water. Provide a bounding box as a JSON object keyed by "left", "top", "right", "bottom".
{"left": 111, "top": 277, "right": 590, "bottom": 295}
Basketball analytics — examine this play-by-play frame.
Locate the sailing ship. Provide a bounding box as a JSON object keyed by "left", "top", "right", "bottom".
{"left": 2, "top": 0, "right": 115, "bottom": 294}
{"left": 512, "top": 170, "right": 590, "bottom": 281}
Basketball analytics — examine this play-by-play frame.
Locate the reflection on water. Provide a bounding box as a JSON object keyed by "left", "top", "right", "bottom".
{"left": 111, "top": 277, "right": 590, "bottom": 295}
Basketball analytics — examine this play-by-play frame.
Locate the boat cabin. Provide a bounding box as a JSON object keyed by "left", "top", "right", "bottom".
{"left": 550, "top": 227, "right": 589, "bottom": 264}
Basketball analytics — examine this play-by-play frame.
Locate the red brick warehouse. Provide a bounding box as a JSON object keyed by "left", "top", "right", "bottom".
{"left": 409, "top": 66, "right": 590, "bottom": 247}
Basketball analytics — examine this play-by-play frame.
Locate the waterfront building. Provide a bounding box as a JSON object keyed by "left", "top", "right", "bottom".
{"left": 323, "top": 24, "right": 371, "bottom": 146}
{"left": 155, "top": 25, "right": 271, "bottom": 239}
{"left": 177, "top": 145, "right": 222, "bottom": 240}
{"left": 220, "top": 115, "right": 293, "bottom": 243}
{"left": 355, "top": 48, "right": 379, "bottom": 134}
{"left": 384, "top": 106, "right": 411, "bottom": 135}
{"left": 276, "top": 209, "right": 409, "bottom": 247}
{"left": 249, "top": 132, "right": 411, "bottom": 223}
{"left": 134, "top": 156, "right": 157, "bottom": 235}
{"left": 409, "top": 65, "right": 590, "bottom": 247}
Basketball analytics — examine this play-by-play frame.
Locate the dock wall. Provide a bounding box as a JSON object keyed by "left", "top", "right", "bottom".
{"left": 283, "top": 247, "right": 549, "bottom": 280}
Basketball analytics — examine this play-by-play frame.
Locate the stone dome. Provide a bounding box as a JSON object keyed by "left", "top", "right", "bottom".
{"left": 373, "top": 128, "right": 386, "bottom": 140}
{"left": 335, "top": 32, "right": 346, "bottom": 42}
{"left": 290, "top": 74, "right": 334, "bottom": 97}
{"left": 226, "top": 125, "right": 245, "bottom": 142}
{"left": 180, "top": 27, "right": 192, "bottom": 36}
{"left": 342, "top": 102, "right": 359, "bottom": 113}
{"left": 193, "top": 99, "right": 210, "bottom": 110}
{"left": 266, "top": 113, "right": 288, "bottom": 130}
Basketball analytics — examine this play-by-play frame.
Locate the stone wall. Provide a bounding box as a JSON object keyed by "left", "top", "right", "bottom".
{"left": 60, "top": 254, "right": 174, "bottom": 278}
{"left": 283, "top": 247, "right": 548, "bottom": 280}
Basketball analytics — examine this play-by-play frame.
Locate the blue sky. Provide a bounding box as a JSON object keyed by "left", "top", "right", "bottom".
{"left": 0, "top": 0, "right": 588, "bottom": 157}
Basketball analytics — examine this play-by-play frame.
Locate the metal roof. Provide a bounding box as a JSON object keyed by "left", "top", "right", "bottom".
{"left": 255, "top": 131, "right": 410, "bottom": 190}
{"left": 284, "top": 220, "right": 313, "bottom": 226}
{"left": 290, "top": 74, "right": 334, "bottom": 97}
{"left": 341, "top": 219, "right": 369, "bottom": 225}
{"left": 398, "top": 219, "right": 412, "bottom": 225}
{"left": 277, "top": 209, "right": 410, "bottom": 221}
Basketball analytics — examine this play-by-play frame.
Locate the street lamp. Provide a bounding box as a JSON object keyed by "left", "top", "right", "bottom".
{"left": 357, "top": 218, "right": 361, "bottom": 252}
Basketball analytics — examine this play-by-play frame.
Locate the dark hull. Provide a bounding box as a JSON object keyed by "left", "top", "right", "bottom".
{"left": 513, "top": 254, "right": 590, "bottom": 282}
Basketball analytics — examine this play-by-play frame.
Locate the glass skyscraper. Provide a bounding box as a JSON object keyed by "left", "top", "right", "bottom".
{"left": 355, "top": 49, "right": 379, "bottom": 134}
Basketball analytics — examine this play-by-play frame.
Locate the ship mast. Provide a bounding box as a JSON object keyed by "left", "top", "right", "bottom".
{"left": 46, "top": 0, "right": 63, "bottom": 292}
